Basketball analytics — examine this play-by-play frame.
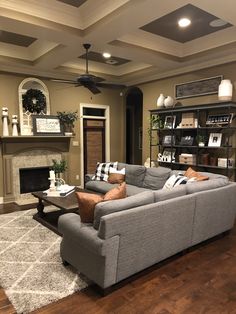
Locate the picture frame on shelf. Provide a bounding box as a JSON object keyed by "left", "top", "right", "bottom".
{"left": 179, "top": 136, "right": 194, "bottom": 146}
{"left": 206, "top": 113, "right": 233, "bottom": 125}
{"left": 32, "top": 115, "right": 63, "bottom": 136}
{"left": 208, "top": 133, "right": 222, "bottom": 147}
{"left": 164, "top": 115, "right": 176, "bottom": 129}
{"left": 162, "top": 135, "right": 175, "bottom": 146}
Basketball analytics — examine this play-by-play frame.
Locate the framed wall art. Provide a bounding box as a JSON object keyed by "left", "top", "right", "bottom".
{"left": 175, "top": 75, "right": 223, "bottom": 99}
{"left": 32, "top": 115, "right": 63, "bottom": 136}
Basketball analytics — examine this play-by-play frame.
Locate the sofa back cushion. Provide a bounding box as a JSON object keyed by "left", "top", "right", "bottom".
{"left": 118, "top": 163, "right": 146, "bottom": 187}
{"left": 186, "top": 177, "right": 229, "bottom": 194}
{"left": 143, "top": 166, "right": 171, "bottom": 190}
{"left": 154, "top": 185, "right": 186, "bottom": 202}
{"left": 93, "top": 190, "right": 154, "bottom": 229}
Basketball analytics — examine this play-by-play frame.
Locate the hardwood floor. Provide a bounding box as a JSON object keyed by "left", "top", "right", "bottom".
{"left": 1, "top": 204, "right": 236, "bottom": 313}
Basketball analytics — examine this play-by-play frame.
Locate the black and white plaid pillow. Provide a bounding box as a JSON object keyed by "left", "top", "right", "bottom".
{"left": 92, "top": 161, "right": 118, "bottom": 181}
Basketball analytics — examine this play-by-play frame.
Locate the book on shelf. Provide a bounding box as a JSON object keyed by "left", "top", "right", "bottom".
{"left": 43, "top": 185, "right": 75, "bottom": 197}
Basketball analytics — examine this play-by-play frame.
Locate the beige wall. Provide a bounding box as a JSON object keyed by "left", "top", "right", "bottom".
{"left": 0, "top": 74, "right": 125, "bottom": 198}
{"left": 139, "top": 62, "right": 236, "bottom": 162}
{"left": 1, "top": 61, "right": 236, "bottom": 199}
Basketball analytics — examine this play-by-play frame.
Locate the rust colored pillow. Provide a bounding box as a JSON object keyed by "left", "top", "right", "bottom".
{"left": 108, "top": 173, "right": 125, "bottom": 184}
{"left": 76, "top": 192, "right": 103, "bottom": 223}
{"left": 184, "top": 167, "right": 209, "bottom": 181}
{"left": 104, "top": 182, "right": 127, "bottom": 201}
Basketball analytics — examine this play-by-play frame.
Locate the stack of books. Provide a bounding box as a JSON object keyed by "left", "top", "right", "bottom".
{"left": 43, "top": 185, "right": 75, "bottom": 197}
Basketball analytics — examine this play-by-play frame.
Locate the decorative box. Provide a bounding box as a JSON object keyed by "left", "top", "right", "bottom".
{"left": 179, "top": 153, "right": 196, "bottom": 165}
{"left": 217, "top": 158, "right": 234, "bottom": 168}
{"left": 180, "top": 113, "right": 195, "bottom": 128}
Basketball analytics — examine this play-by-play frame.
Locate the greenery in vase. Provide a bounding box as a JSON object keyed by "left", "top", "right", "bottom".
{"left": 196, "top": 135, "right": 206, "bottom": 144}
{"left": 57, "top": 110, "right": 78, "bottom": 130}
{"left": 51, "top": 159, "right": 67, "bottom": 175}
{"left": 148, "top": 114, "right": 164, "bottom": 141}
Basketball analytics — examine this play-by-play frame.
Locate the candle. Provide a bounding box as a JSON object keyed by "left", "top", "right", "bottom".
{"left": 49, "top": 170, "right": 55, "bottom": 180}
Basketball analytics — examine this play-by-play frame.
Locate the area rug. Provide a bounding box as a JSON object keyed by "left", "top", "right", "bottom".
{"left": 0, "top": 207, "right": 89, "bottom": 313}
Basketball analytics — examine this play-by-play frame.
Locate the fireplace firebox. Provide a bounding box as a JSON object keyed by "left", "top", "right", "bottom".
{"left": 19, "top": 167, "right": 50, "bottom": 194}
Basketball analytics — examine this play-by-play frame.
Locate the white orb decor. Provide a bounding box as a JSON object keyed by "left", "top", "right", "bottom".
{"left": 164, "top": 96, "right": 175, "bottom": 108}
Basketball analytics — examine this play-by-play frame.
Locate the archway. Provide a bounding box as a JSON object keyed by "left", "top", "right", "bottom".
{"left": 125, "top": 87, "right": 143, "bottom": 165}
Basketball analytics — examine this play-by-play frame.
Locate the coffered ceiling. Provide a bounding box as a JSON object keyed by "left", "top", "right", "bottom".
{"left": 0, "top": 0, "right": 236, "bottom": 86}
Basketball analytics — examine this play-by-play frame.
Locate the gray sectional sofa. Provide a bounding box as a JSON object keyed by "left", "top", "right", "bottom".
{"left": 58, "top": 163, "right": 236, "bottom": 291}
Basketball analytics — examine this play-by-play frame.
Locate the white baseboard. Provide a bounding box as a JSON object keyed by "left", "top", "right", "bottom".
{"left": 0, "top": 197, "right": 3, "bottom": 204}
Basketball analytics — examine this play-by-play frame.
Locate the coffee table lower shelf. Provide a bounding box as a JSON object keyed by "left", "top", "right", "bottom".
{"left": 32, "top": 189, "right": 80, "bottom": 236}
{"left": 33, "top": 209, "right": 78, "bottom": 236}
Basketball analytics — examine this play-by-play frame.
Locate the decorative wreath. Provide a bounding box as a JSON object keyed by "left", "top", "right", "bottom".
{"left": 22, "top": 88, "right": 46, "bottom": 113}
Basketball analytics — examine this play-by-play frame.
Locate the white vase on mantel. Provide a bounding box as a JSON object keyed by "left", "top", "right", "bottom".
{"left": 218, "top": 79, "right": 233, "bottom": 101}
{"left": 157, "top": 94, "right": 165, "bottom": 108}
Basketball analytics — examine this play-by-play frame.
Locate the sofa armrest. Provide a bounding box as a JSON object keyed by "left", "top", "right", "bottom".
{"left": 85, "top": 174, "right": 94, "bottom": 183}
{"left": 58, "top": 213, "right": 105, "bottom": 255}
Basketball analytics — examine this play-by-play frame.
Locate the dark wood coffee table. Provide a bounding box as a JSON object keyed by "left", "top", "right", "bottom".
{"left": 32, "top": 188, "right": 88, "bottom": 235}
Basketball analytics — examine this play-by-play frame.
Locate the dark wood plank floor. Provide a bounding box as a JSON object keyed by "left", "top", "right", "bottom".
{"left": 0, "top": 204, "right": 236, "bottom": 314}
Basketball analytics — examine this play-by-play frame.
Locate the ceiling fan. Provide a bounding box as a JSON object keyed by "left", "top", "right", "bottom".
{"left": 52, "top": 43, "right": 126, "bottom": 94}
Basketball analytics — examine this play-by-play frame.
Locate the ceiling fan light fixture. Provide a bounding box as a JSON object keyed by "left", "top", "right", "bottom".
{"left": 102, "top": 52, "right": 111, "bottom": 58}
{"left": 178, "top": 17, "right": 191, "bottom": 28}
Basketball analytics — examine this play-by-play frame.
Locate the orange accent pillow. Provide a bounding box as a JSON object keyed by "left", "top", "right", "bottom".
{"left": 184, "top": 167, "right": 209, "bottom": 181}
{"left": 108, "top": 173, "right": 125, "bottom": 184}
{"left": 76, "top": 192, "right": 103, "bottom": 223}
{"left": 104, "top": 182, "right": 127, "bottom": 201}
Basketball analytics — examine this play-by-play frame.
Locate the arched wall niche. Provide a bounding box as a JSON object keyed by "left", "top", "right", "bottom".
{"left": 18, "top": 77, "right": 50, "bottom": 135}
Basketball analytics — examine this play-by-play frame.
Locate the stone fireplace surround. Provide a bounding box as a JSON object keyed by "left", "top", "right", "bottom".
{"left": 0, "top": 136, "right": 71, "bottom": 203}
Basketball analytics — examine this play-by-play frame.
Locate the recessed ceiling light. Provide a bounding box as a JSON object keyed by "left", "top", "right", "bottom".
{"left": 106, "top": 59, "right": 118, "bottom": 65}
{"left": 178, "top": 18, "right": 191, "bottom": 28}
{"left": 102, "top": 52, "right": 111, "bottom": 58}
{"left": 209, "top": 19, "right": 228, "bottom": 27}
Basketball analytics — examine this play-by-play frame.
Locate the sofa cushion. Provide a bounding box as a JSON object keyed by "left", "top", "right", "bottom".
{"left": 186, "top": 177, "right": 229, "bottom": 194}
{"left": 76, "top": 192, "right": 103, "bottom": 223}
{"left": 92, "top": 161, "right": 118, "bottom": 182}
{"left": 85, "top": 180, "right": 119, "bottom": 194}
{"left": 104, "top": 182, "right": 127, "bottom": 201}
{"left": 143, "top": 166, "right": 172, "bottom": 190}
{"left": 154, "top": 185, "right": 186, "bottom": 202}
{"left": 93, "top": 190, "right": 155, "bottom": 229}
{"left": 126, "top": 184, "right": 149, "bottom": 196}
{"left": 118, "top": 163, "right": 146, "bottom": 187}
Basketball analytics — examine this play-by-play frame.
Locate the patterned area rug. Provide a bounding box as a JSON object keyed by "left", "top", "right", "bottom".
{"left": 0, "top": 207, "right": 88, "bottom": 314}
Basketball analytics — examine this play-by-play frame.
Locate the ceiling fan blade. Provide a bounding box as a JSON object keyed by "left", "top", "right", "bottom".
{"left": 85, "top": 84, "right": 101, "bottom": 94}
{"left": 96, "top": 82, "right": 126, "bottom": 89}
{"left": 51, "top": 79, "right": 77, "bottom": 84}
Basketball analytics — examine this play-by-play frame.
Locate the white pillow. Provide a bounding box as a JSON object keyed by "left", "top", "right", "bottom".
{"left": 163, "top": 174, "right": 188, "bottom": 189}
{"left": 109, "top": 167, "right": 126, "bottom": 175}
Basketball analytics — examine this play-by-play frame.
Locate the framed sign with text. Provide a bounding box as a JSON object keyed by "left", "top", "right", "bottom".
{"left": 32, "top": 115, "right": 63, "bottom": 136}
